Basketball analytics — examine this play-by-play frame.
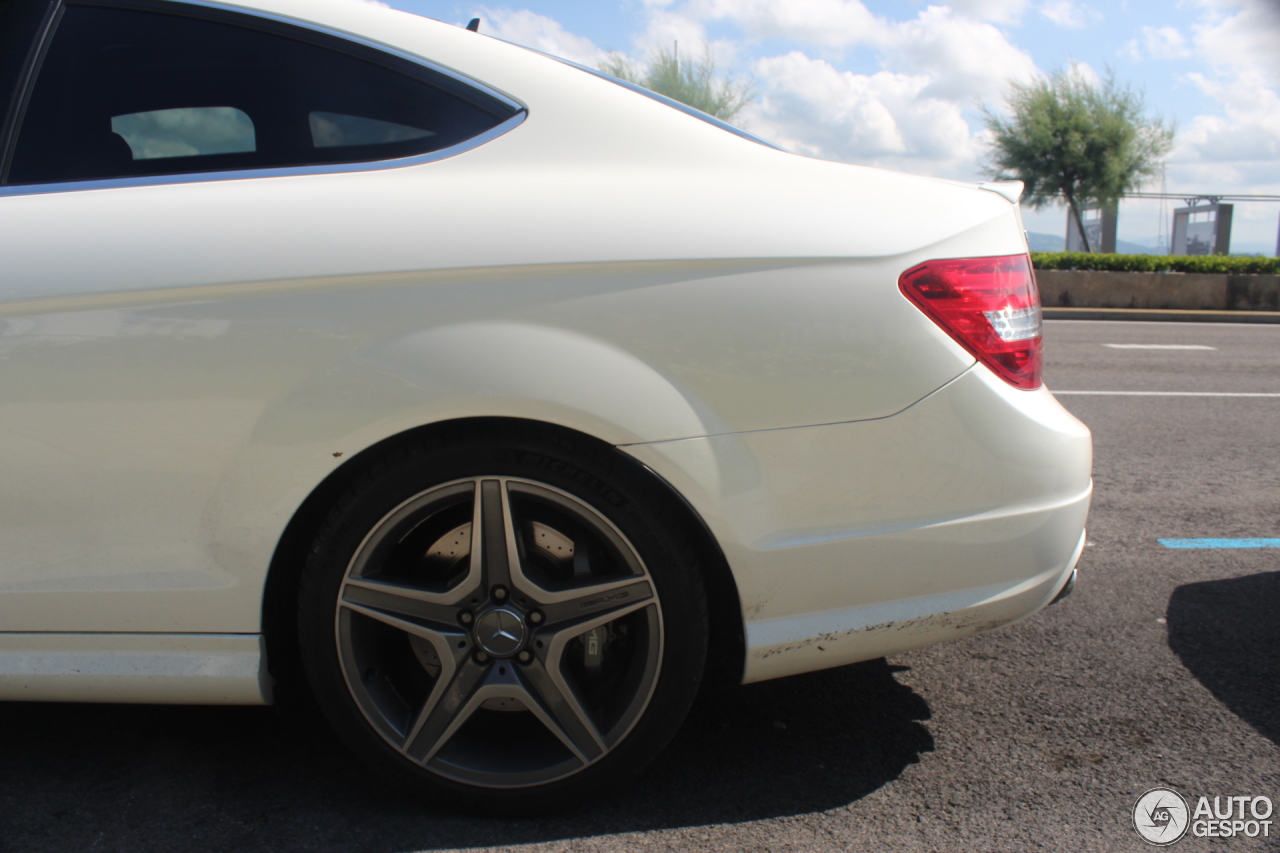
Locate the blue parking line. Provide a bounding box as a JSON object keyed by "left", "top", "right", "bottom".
{"left": 1159, "top": 538, "right": 1280, "bottom": 549}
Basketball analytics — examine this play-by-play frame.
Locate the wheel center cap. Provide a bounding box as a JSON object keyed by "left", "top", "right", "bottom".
{"left": 473, "top": 607, "right": 527, "bottom": 657}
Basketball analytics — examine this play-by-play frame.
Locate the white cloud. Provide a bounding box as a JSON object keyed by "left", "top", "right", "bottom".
{"left": 747, "top": 52, "right": 977, "bottom": 172}
{"left": 1192, "top": 0, "right": 1280, "bottom": 87}
{"left": 667, "top": 2, "right": 1037, "bottom": 104}
{"left": 475, "top": 8, "right": 603, "bottom": 65}
{"left": 604, "top": 9, "right": 741, "bottom": 85}
{"left": 633, "top": 9, "right": 713, "bottom": 57}
{"left": 682, "top": 0, "right": 887, "bottom": 48}
{"left": 1038, "top": 0, "right": 1102, "bottom": 29}
{"left": 943, "top": 0, "right": 1030, "bottom": 25}
{"left": 1143, "top": 25, "right": 1191, "bottom": 59}
{"left": 1177, "top": 73, "right": 1280, "bottom": 165}
{"left": 885, "top": 6, "right": 1039, "bottom": 102}
{"left": 1058, "top": 58, "right": 1101, "bottom": 87}
{"left": 1120, "top": 25, "right": 1191, "bottom": 61}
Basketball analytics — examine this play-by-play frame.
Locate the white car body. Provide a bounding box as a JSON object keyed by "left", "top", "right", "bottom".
{"left": 0, "top": 0, "right": 1090, "bottom": 709}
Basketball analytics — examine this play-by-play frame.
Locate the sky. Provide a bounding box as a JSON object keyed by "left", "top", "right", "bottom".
{"left": 379, "top": 0, "right": 1280, "bottom": 252}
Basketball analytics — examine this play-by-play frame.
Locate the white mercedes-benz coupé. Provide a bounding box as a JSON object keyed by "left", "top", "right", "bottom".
{"left": 0, "top": 0, "right": 1091, "bottom": 810}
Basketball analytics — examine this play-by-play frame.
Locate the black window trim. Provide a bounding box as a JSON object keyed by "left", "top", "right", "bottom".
{"left": 0, "top": 0, "right": 65, "bottom": 182}
{"left": 0, "top": 0, "right": 528, "bottom": 196}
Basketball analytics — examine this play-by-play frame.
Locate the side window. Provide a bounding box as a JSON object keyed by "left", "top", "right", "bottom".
{"left": 112, "top": 107, "right": 257, "bottom": 160}
{"left": 6, "top": 3, "right": 519, "bottom": 185}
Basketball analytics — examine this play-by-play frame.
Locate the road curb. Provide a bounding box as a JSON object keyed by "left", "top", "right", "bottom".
{"left": 1043, "top": 307, "right": 1280, "bottom": 324}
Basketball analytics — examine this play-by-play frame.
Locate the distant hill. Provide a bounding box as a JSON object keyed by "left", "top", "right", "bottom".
{"left": 1026, "top": 232, "right": 1063, "bottom": 252}
{"left": 1116, "top": 239, "right": 1165, "bottom": 255}
{"left": 1026, "top": 231, "right": 1165, "bottom": 255}
{"left": 1229, "top": 241, "right": 1278, "bottom": 257}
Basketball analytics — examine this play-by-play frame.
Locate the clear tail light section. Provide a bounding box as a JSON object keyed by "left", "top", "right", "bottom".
{"left": 898, "top": 254, "right": 1043, "bottom": 390}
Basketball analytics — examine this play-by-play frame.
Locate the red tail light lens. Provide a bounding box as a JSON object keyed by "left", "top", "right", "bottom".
{"left": 898, "top": 254, "right": 1043, "bottom": 390}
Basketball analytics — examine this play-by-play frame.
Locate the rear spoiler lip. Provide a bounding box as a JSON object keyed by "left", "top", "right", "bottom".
{"left": 978, "top": 180, "right": 1025, "bottom": 205}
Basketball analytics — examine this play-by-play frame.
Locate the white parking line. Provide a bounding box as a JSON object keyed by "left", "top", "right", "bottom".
{"left": 1053, "top": 391, "right": 1280, "bottom": 397}
{"left": 1102, "top": 344, "right": 1217, "bottom": 350}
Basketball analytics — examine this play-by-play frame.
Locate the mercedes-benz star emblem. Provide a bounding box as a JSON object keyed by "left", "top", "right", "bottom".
{"left": 474, "top": 608, "right": 527, "bottom": 657}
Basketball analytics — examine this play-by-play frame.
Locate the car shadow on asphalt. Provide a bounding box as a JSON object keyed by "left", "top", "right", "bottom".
{"left": 1167, "top": 570, "right": 1280, "bottom": 748}
{"left": 0, "top": 658, "right": 932, "bottom": 852}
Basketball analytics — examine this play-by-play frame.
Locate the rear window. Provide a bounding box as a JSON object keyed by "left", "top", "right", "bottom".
{"left": 7, "top": 3, "right": 521, "bottom": 185}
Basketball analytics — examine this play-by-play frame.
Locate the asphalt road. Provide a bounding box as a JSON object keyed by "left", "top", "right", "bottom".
{"left": 2, "top": 319, "right": 1278, "bottom": 852}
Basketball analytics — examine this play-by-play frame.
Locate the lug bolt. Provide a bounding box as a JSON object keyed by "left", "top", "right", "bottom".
{"left": 459, "top": 611, "right": 473, "bottom": 625}
{"left": 492, "top": 586, "right": 508, "bottom": 601}
{"left": 528, "top": 610, "right": 543, "bottom": 625}
{"left": 475, "top": 651, "right": 489, "bottom": 664}
{"left": 517, "top": 651, "right": 531, "bottom": 663}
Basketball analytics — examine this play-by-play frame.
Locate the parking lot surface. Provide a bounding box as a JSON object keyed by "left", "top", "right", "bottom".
{"left": 1, "top": 319, "right": 1277, "bottom": 852}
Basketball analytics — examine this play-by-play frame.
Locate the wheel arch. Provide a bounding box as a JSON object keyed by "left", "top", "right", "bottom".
{"left": 261, "top": 416, "right": 746, "bottom": 709}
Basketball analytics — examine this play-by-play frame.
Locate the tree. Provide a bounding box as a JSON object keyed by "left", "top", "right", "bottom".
{"left": 983, "top": 67, "right": 1174, "bottom": 253}
{"left": 599, "top": 44, "right": 754, "bottom": 124}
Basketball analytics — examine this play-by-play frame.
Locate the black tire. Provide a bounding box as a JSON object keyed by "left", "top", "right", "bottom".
{"left": 297, "top": 427, "right": 708, "bottom": 813}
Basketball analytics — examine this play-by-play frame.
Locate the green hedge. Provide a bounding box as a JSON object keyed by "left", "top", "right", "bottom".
{"left": 1031, "top": 252, "right": 1280, "bottom": 275}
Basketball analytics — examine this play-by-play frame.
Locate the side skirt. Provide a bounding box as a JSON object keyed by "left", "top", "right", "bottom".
{"left": 0, "top": 633, "right": 269, "bottom": 704}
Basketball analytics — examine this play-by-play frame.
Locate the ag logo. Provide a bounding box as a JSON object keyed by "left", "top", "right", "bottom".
{"left": 1134, "top": 788, "right": 1190, "bottom": 845}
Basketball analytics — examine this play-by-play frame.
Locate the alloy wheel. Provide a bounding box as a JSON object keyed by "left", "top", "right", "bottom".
{"left": 333, "top": 476, "right": 664, "bottom": 788}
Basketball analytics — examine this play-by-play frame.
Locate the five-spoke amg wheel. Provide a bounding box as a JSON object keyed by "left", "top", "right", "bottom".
{"left": 298, "top": 435, "right": 707, "bottom": 811}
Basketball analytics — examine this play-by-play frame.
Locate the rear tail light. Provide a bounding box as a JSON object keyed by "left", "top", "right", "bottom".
{"left": 898, "top": 254, "right": 1043, "bottom": 390}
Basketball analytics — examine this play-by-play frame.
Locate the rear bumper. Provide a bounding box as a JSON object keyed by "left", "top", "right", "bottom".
{"left": 623, "top": 364, "right": 1093, "bottom": 684}
{"left": 739, "top": 526, "right": 1085, "bottom": 681}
